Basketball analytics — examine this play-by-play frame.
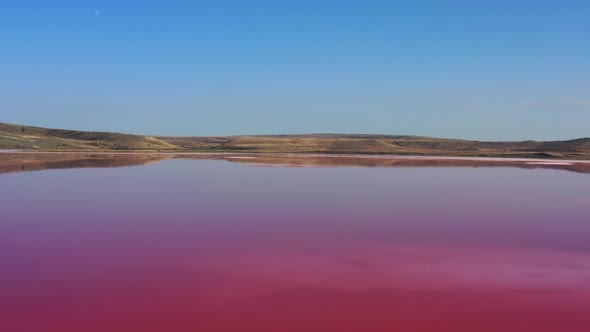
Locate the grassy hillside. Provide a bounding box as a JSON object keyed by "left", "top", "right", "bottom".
{"left": 0, "top": 123, "right": 176, "bottom": 150}
{"left": 1, "top": 122, "right": 590, "bottom": 159}
{"left": 160, "top": 134, "right": 590, "bottom": 159}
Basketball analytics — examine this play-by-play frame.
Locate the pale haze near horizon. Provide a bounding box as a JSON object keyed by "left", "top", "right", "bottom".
{"left": 1, "top": 1, "right": 589, "bottom": 141}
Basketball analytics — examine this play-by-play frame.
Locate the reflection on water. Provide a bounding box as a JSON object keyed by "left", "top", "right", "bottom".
{"left": 2, "top": 152, "right": 590, "bottom": 175}
{"left": 0, "top": 153, "right": 167, "bottom": 174}
{"left": 1, "top": 154, "right": 590, "bottom": 331}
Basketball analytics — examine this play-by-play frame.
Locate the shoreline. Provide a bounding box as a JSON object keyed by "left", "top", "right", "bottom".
{"left": 2, "top": 150, "right": 590, "bottom": 164}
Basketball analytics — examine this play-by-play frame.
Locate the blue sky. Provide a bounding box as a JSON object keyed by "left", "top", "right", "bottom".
{"left": 1, "top": 0, "right": 589, "bottom": 140}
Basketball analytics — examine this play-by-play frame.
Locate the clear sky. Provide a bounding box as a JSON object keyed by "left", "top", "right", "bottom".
{"left": 1, "top": 1, "right": 589, "bottom": 140}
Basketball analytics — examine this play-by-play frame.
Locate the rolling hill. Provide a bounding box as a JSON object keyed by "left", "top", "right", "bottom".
{"left": 0, "top": 122, "right": 176, "bottom": 150}
{"left": 1, "top": 122, "right": 590, "bottom": 159}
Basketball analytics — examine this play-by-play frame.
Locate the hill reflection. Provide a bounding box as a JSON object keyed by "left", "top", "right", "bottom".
{"left": 1, "top": 152, "right": 590, "bottom": 175}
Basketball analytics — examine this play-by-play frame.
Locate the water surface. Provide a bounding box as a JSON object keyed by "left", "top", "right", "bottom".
{"left": 1, "top": 153, "right": 590, "bottom": 331}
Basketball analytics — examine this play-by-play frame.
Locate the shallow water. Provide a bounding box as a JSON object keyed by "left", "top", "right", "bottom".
{"left": 1, "top": 154, "right": 590, "bottom": 331}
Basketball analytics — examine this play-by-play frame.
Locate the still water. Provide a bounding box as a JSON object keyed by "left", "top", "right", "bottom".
{"left": 1, "top": 154, "right": 590, "bottom": 331}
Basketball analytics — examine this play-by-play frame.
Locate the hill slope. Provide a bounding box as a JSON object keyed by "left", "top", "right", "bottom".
{"left": 0, "top": 123, "right": 176, "bottom": 150}
{"left": 1, "top": 122, "right": 590, "bottom": 159}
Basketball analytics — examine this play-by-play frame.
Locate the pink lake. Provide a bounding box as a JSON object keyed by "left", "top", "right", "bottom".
{"left": 1, "top": 154, "right": 590, "bottom": 332}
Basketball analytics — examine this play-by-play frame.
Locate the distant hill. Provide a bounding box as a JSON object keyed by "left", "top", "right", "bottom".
{"left": 1, "top": 122, "right": 590, "bottom": 159}
{"left": 0, "top": 122, "right": 176, "bottom": 150}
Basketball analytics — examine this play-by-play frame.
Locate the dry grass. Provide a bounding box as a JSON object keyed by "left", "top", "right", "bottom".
{"left": 2, "top": 122, "right": 590, "bottom": 159}
{"left": 0, "top": 123, "right": 176, "bottom": 150}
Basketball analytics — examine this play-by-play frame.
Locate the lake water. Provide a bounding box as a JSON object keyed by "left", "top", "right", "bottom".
{"left": 1, "top": 153, "right": 590, "bottom": 332}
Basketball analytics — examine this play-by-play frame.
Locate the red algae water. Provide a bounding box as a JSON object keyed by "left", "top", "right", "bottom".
{"left": 1, "top": 157, "right": 590, "bottom": 331}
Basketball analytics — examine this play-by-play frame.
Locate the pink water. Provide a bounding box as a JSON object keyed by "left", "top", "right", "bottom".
{"left": 1, "top": 157, "right": 590, "bottom": 331}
